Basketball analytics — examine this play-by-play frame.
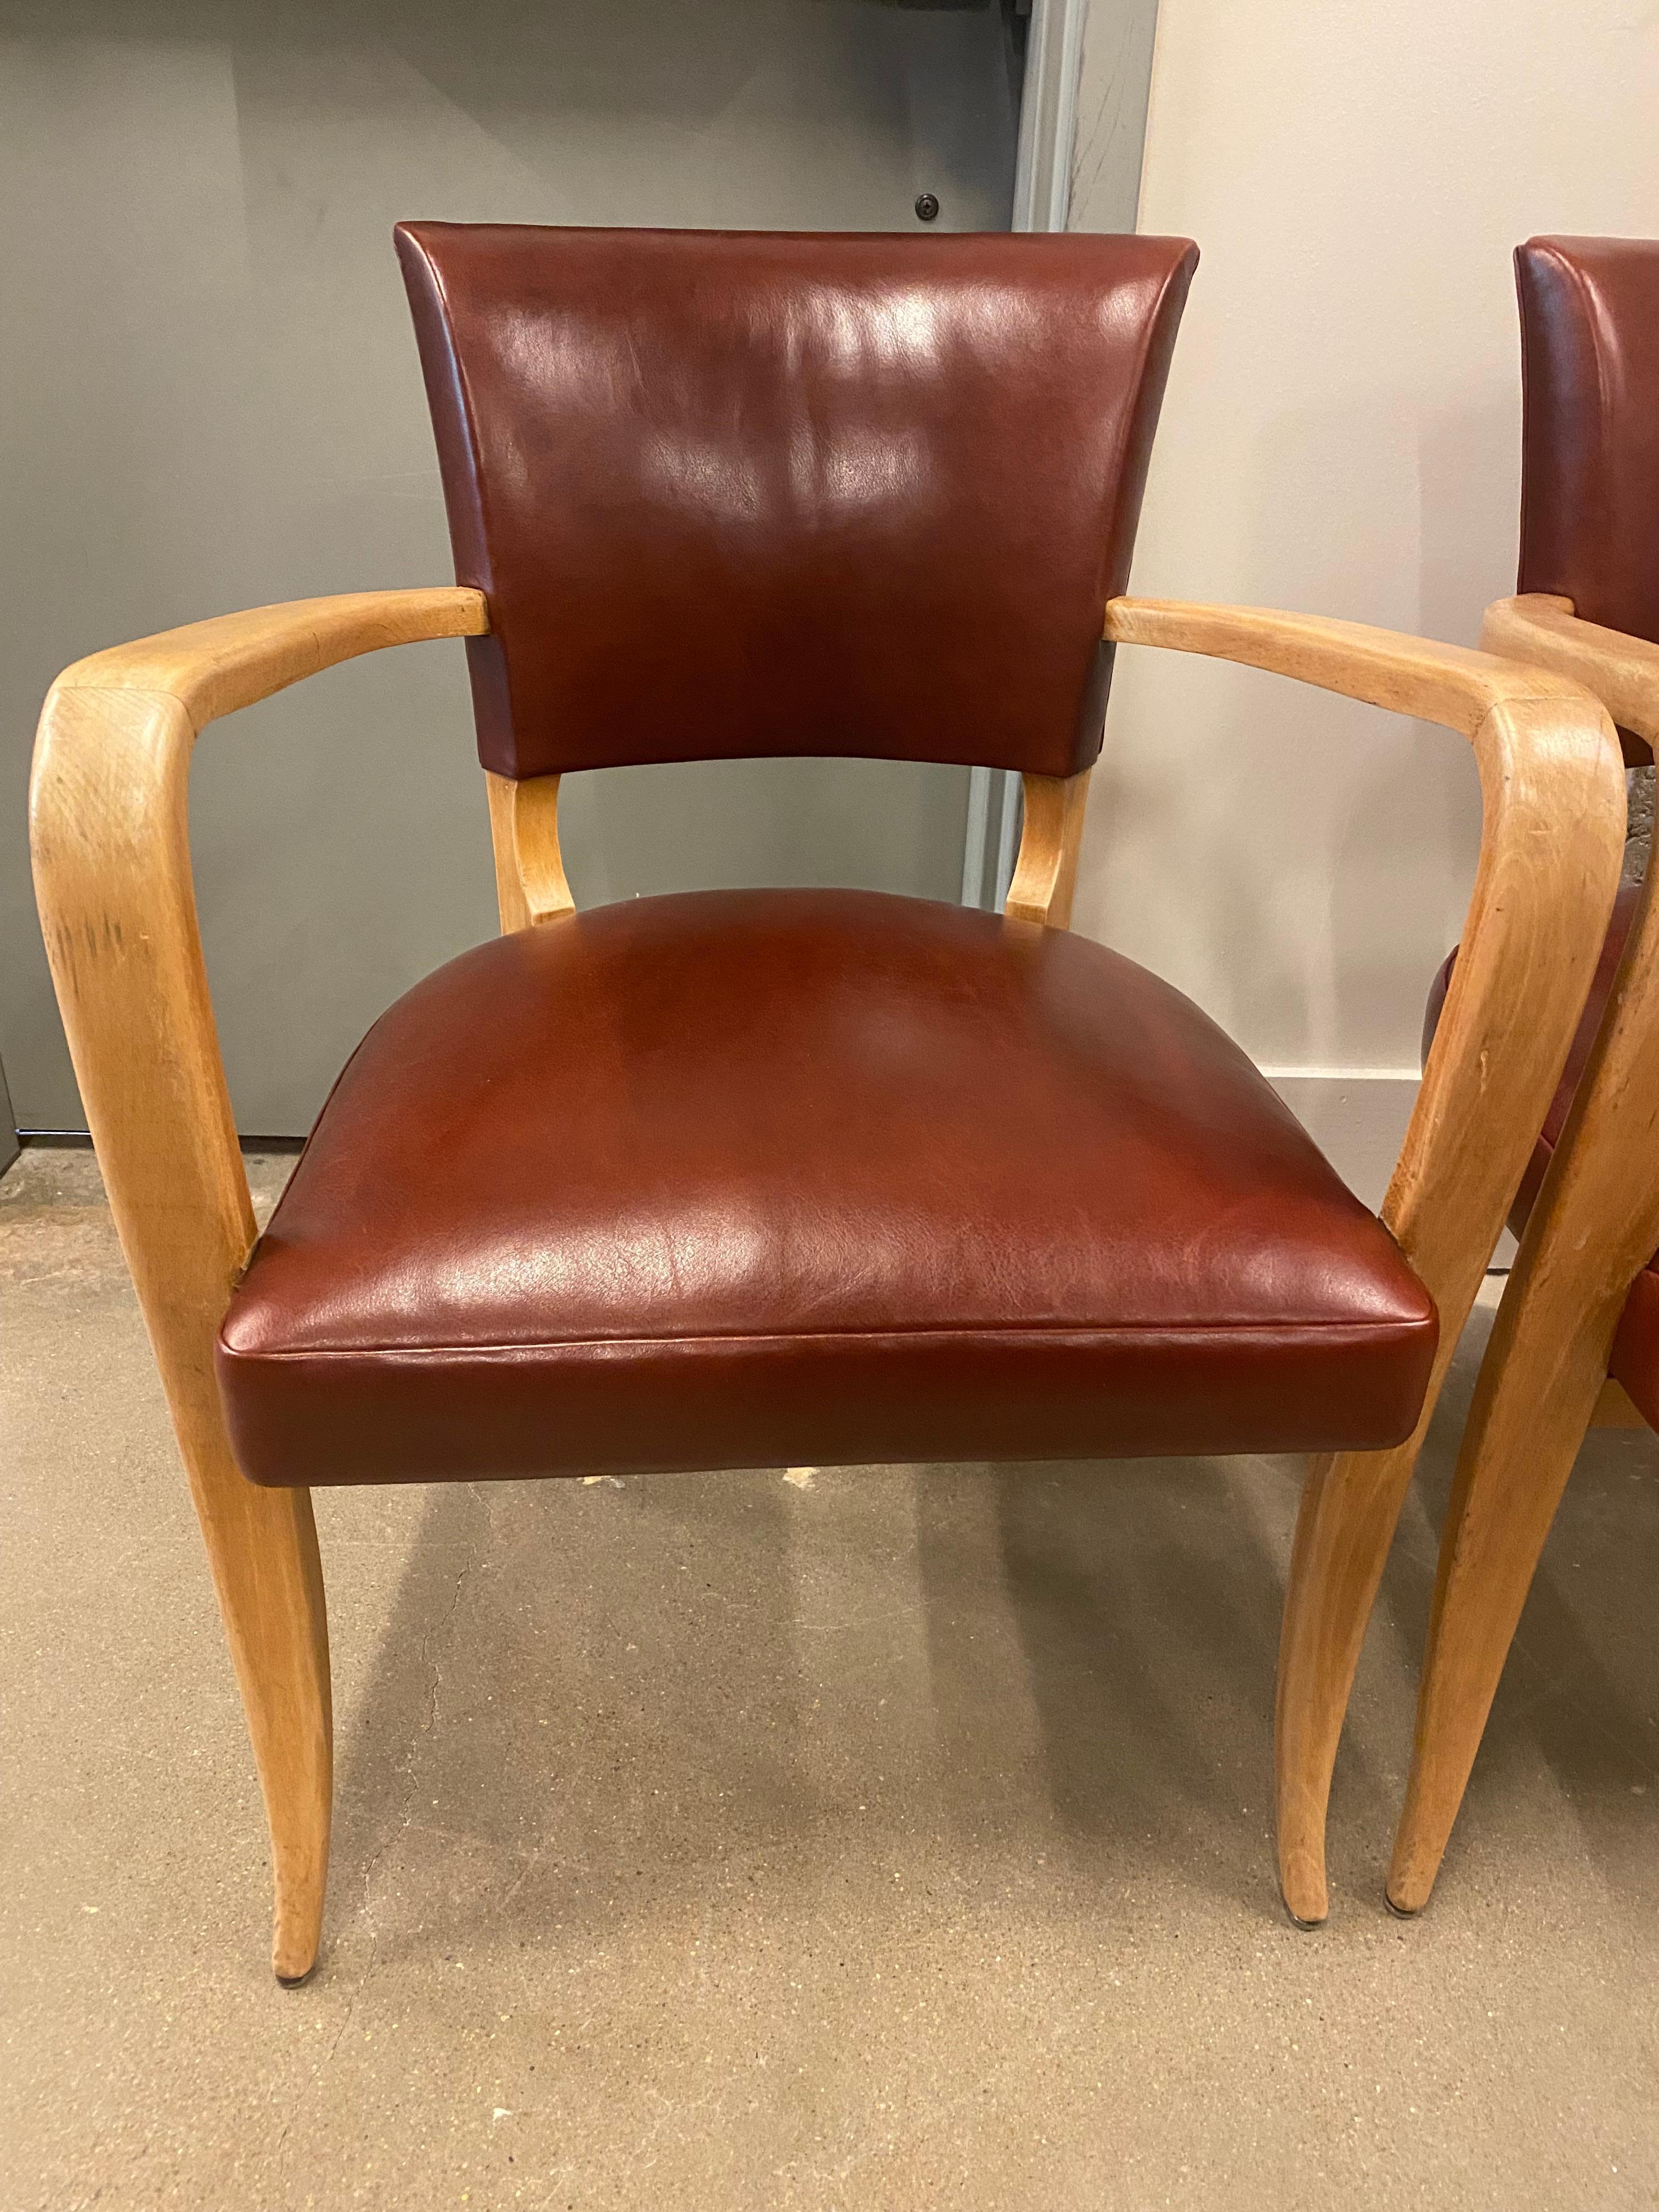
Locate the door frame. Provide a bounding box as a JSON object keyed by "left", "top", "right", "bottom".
{"left": 962, "top": 0, "right": 1091, "bottom": 911}
{"left": 0, "top": 1052, "right": 18, "bottom": 1176}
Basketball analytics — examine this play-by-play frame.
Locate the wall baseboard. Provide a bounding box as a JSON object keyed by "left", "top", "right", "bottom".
{"left": 17, "top": 1130, "right": 305, "bottom": 1155}
{"left": 1266, "top": 1070, "right": 1418, "bottom": 1217}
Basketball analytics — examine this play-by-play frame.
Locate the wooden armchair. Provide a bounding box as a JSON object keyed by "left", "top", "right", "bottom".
{"left": 1390, "top": 238, "right": 1659, "bottom": 1912}
{"left": 29, "top": 225, "right": 1624, "bottom": 1978}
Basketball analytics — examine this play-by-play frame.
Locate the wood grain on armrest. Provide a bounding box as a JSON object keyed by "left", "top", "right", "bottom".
{"left": 49, "top": 586, "right": 488, "bottom": 732}
{"left": 1481, "top": 593, "right": 1659, "bottom": 748}
{"left": 1104, "top": 594, "right": 1596, "bottom": 738}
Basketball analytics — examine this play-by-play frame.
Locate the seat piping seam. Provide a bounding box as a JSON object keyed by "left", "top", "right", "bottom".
{"left": 218, "top": 1313, "right": 1440, "bottom": 1362}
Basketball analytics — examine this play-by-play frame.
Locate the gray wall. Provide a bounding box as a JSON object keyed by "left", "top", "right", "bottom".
{"left": 0, "top": 1, "right": 1019, "bottom": 1133}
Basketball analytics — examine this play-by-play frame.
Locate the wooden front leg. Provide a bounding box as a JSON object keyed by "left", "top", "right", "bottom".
{"left": 30, "top": 586, "right": 486, "bottom": 1979}
{"left": 1386, "top": 600, "right": 1659, "bottom": 1909}
{"left": 1103, "top": 599, "right": 1627, "bottom": 1922}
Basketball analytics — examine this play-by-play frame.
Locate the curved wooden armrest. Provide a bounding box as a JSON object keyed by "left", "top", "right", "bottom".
{"left": 1105, "top": 594, "right": 1627, "bottom": 1925}
{"left": 30, "top": 586, "right": 487, "bottom": 1370}
{"left": 50, "top": 586, "right": 488, "bottom": 730}
{"left": 1102, "top": 591, "right": 1626, "bottom": 1414}
{"left": 31, "top": 585, "right": 487, "bottom": 1980}
{"left": 1480, "top": 593, "right": 1659, "bottom": 749}
{"left": 1006, "top": 597, "right": 1585, "bottom": 934}
{"left": 1104, "top": 594, "right": 1600, "bottom": 736}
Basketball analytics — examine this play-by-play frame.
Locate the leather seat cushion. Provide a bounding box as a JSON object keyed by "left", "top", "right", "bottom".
{"left": 1424, "top": 883, "right": 1659, "bottom": 1425}
{"left": 218, "top": 889, "right": 1438, "bottom": 1485}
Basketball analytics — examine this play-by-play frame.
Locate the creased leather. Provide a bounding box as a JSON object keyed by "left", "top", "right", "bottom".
{"left": 218, "top": 890, "right": 1437, "bottom": 1484}
{"left": 394, "top": 222, "right": 1198, "bottom": 781}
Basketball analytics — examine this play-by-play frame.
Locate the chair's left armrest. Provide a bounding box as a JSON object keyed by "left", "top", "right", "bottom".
{"left": 1102, "top": 594, "right": 1627, "bottom": 1432}
{"left": 29, "top": 588, "right": 487, "bottom": 1423}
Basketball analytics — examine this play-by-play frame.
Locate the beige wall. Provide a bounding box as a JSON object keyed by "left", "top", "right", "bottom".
{"left": 1074, "top": 0, "right": 1659, "bottom": 1119}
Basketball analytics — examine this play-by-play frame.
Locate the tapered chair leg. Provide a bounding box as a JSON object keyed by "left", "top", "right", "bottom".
{"left": 1387, "top": 1291, "right": 1613, "bottom": 1914}
{"left": 1275, "top": 1438, "right": 1423, "bottom": 1925}
{"left": 1386, "top": 845, "right": 1659, "bottom": 1910}
{"left": 166, "top": 1335, "right": 332, "bottom": 1980}
{"left": 93, "top": 1186, "right": 333, "bottom": 1978}
{"left": 1385, "top": 1407, "right": 1587, "bottom": 1914}
{"left": 186, "top": 1442, "right": 333, "bottom": 1981}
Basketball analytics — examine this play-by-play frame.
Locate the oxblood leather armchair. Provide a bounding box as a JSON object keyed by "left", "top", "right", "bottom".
{"left": 1390, "top": 237, "right": 1659, "bottom": 1913}
{"left": 29, "top": 226, "right": 1626, "bottom": 1980}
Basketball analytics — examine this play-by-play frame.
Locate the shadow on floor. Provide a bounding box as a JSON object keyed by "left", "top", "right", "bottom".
{"left": 326, "top": 1300, "right": 1659, "bottom": 1965}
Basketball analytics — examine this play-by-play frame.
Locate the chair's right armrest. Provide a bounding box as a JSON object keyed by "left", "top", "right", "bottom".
{"left": 1103, "top": 593, "right": 1628, "bottom": 1456}
{"left": 1481, "top": 594, "right": 1659, "bottom": 750}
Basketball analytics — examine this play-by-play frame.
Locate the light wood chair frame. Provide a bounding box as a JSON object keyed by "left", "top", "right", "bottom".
{"left": 29, "top": 584, "right": 1623, "bottom": 1977}
{"left": 1387, "top": 594, "right": 1659, "bottom": 1913}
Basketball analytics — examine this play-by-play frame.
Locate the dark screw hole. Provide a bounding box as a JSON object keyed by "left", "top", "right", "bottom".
{"left": 914, "top": 192, "right": 940, "bottom": 223}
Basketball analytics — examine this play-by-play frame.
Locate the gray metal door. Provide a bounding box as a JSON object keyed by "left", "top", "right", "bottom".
{"left": 0, "top": 0, "right": 1022, "bottom": 1135}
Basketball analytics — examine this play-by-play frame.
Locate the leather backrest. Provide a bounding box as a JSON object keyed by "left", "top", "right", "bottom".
{"left": 1516, "top": 236, "right": 1659, "bottom": 648}
{"left": 396, "top": 224, "right": 1197, "bottom": 781}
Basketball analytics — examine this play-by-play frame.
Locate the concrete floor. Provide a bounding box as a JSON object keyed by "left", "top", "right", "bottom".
{"left": 3, "top": 1146, "right": 1657, "bottom": 2211}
